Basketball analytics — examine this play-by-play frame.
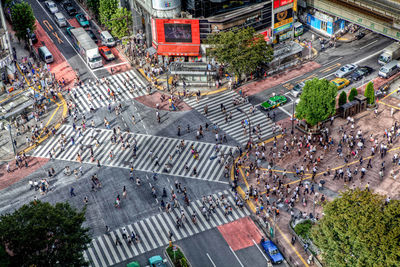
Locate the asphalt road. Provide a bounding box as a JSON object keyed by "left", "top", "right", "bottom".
{"left": 249, "top": 31, "right": 394, "bottom": 122}
{"left": 27, "top": 0, "right": 112, "bottom": 80}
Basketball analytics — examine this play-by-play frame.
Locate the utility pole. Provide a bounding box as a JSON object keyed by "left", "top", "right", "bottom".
{"left": 8, "top": 124, "right": 16, "bottom": 155}
{"left": 291, "top": 99, "right": 295, "bottom": 134}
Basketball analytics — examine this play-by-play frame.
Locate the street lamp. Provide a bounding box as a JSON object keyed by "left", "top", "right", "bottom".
{"left": 26, "top": 28, "right": 32, "bottom": 56}
{"left": 8, "top": 124, "right": 16, "bottom": 155}
{"left": 236, "top": 107, "right": 252, "bottom": 148}
{"left": 291, "top": 99, "right": 295, "bottom": 135}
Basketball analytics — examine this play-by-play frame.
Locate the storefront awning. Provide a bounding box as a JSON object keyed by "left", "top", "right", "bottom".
{"left": 157, "top": 44, "right": 200, "bottom": 56}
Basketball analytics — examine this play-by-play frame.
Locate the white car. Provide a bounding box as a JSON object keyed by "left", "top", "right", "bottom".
{"left": 335, "top": 64, "right": 358, "bottom": 78}
{"left": 45, "top": 1, "right": 59, "bottom": 14}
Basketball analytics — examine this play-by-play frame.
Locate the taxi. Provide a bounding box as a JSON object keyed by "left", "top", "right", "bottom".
{"left": 331, "top": 77, "right": 350, "bottom": 90}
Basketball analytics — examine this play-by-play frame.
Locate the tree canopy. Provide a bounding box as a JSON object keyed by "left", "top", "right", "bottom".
{"left": 11, "top": 2, "right": 36, "bottom": 42}
{"left": 0, "top": 201, "right": 91, "bottom": 267}
{"left": 295, "top": 78, "right": 337, "bottom": 126}
{"left": 312, "top": 189, "right": 400, "bottom": 266}
{"left": 206, "top": 27, "right": 273, "bottom": 81}
{"left": 99, "top": 0, "right": 118, "bottom": 26}
{"left": 338, "top": 91, "right": 347, "bottom": 106}
{"left": 364, "top": 81, "right": 375, "bottom": 105}
{"left": 348, "top": 87, "right": 358, "bottom": 102}
{"left": 107, "top": 7, "right": 132, "bottom": 39}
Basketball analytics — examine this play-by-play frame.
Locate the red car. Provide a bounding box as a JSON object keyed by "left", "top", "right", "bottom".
{"left": 99, "top": 46, "right": 115, "bottom": 61}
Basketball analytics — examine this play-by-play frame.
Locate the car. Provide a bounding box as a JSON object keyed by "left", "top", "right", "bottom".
{"left": 349, "top": 66, "right": 373, "bottom": 81}
{"left": 291, "top": 81, "right": 305, "bottom": 98}
{"left": 45, "top": 1, "right": 59, "bottom": 13}
{"left": 29, "top": 32, "right": 38, "bottom": 44}
{"left": 335, "top": 63, "right": 358, "bottom": 78}
{"left": 261, "top": 95, "right": 287, "bottom": 111}
{"left": 86, "top": 29, "right": 98, "bottom": 43}
{"left": 148, "top": 255, "right": 167, "bottom": 267}
{"left": 126, "top": 260, "right": 140, "bottom": 267}
{"left": 54, "top": 12, "right": 67, "bottom": 27}
{"left": 76, "top": 13, "right": 89, "bottom": 27}
{"left": 66, "top": 26, "right": 75, "bottom": 36}
{"left": 62, "top": 0, "right": 77, "bottom": 16}
{"left": 331, "top": 77, "right": 350, "bottom": 90}
{"left": 261, "top": 239, "right": 284, "bottom": 264}
{"left": 99, "top": 46, "right": 115, "bottom": 61}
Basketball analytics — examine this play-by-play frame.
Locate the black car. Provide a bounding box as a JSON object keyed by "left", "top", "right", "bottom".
{"left": 86, "top": 29, "right": 98, "bottom": 43}
{"left": 350, "top": 66, "right": 373, "bottom": 81}
{"left": 29, "top": 32, "right": 38, "bottom": 44}
{"left": 62, "top": 0, "right": 77, "bottom": 16}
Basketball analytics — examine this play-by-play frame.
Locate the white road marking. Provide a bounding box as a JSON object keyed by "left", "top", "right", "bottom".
{"left": 229, "top": 246, "right": 244, "bottom": 267}
{"left": 252, "top": 239, "right": 270, "bottom": 262}
{"left": 322, "top": 57, "right": 342, "bottom": 66}
{"left": 206, "top": 253, "right": 217, "bottom": 267}
{"left": 359, "top": 40, "right": 378, "bottom": 50}
{"left": 279, "top": 106, "right": 292, "bottom": 117}
{"left": 93, "top": 61, "right": 131, "bottom": 71}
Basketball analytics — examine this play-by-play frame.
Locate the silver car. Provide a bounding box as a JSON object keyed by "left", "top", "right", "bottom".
{"left": 45, "top": 1, "right": 59, "bottom": 14}
{"left": 291, "top": 81, "right": 305, "bottom": 97}
{"left": 335, "top": 63, "right": 358, "bottom": 78}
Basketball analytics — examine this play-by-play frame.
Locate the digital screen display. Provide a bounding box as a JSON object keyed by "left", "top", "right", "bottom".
{"left": 164, "top": 24, "right": 192, "bottom": 43}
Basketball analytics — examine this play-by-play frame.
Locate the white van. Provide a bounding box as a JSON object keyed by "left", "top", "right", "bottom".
{"left": 38, "top": 46, "right": 54, "bottom": 63}
{"left": 379, "top": 60, "right": 399, "bottom": 79}
{"left": 100, "top": 31, "right": 115, "bottom": 47}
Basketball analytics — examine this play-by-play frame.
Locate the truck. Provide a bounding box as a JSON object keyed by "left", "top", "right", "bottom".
{"left": 378, "top": 42, "right": 400, "bottom": 65}
{"left": 70, "top": 27, "right": 102, "bottom": 69}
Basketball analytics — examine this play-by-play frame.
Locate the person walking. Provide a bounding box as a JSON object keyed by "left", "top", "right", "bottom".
{"left": 123, "top": 186, "right": 127, "bottom": 198}
{"left": 70, "top": 187, "right": 76, "bottom": 197}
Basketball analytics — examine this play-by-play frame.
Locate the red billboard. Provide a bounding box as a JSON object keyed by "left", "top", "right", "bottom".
{"left": 274, "top": 0, "right": 293, "bottom": 8}
{"left": 153, "top": 19, "right": 200, "bottom": 56}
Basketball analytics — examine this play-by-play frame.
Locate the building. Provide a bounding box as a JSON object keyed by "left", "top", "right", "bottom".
{"left": 126, "top": 0, "right": 279, "bottom": 62}
{"left": 0, "top": 1, "right": 13, "bottom": 92}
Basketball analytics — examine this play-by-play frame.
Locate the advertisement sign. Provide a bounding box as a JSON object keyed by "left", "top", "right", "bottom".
{"left": 151, "top": 18, "right": 157, "bottom": 48}
{"left": 152, "top": 0, "right": 180, "bottom": 11}
{"left": 164, "top": 24, "right": 192, "bottom": 43}
{"left": 274, "top": 22, "right": 293, "bottom": 34}
{"left": 155, "top": 19, "right": 200, "bottom": 44}
{"left": 274, "top": 8, "right": 293, "bottom": 28}
{"left": 273, "top": 0, "right": 293, "bottom": 8}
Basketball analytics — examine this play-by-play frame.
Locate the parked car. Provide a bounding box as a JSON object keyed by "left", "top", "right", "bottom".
{"left": 75, "top": 13, "right": 89, "bottom": 27}
{"left": 331, "top": 77, "right": 350, "bottom": 90}
{"left": 66, "top": 26, "right": 75, "bottom": 36}
{"left": 99, "top": 46, "right": 115, "bottom": 61}
{"left": 86, "top": 29, "right": 98, "bottom": 43}
{"left": 350, "top": 66, "right": 373, "bottom": 81}
{"left": 45, "top": 0, "right": 59, "bottom": 14}
{"left": 126, "top": 261, "right": 140, "bottom": 267}
{"left": 261, "top": 239, "right": 284, "bottom": 264}
{"left": 62, "top": 0, "right": 77, "bottom": 16}
{"left": 335, "top": 63, "right": 358, "bottom": 78}
{"left": 261, "top": 95, "right": 287, "bottom": 111}
{"left": 148, "top": 255, "right": 167, "bottom": 267}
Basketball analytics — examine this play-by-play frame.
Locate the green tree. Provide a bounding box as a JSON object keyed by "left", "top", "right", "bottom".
{"left": 0, "top": 201, "right": 91, "bottom": 267}
{"left": 364, "top": 81, "right": 375, "bottom": 105}
{"left": 107, "top": 7, "right": 132, "bottom": 39}
{"left": 87, "top": 0, "right": 100, "bottom": 17}
{"left": 0, "top": 244, "right": 10, "bottom": 266}
{"left": 99, "top": 0, "right": 118, "bottom": 26}
{"left": 338, "top": 91, "right": 347, "bottom": 106}
{"left": 312, "top": 189, "right": 400, "bottom": 266}
{"left": 11, "top": 2, "right": 36, "bottom": 42}
{"left": 348, "top": 87, "right": 358, "bottom": 101}
{"left": 206, "top": 27, "right": 273, "bottom": 82}
{"left": 295, "top": 78, "right": 337, "bottom": 126}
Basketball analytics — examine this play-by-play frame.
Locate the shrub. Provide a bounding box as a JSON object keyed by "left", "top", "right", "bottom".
{"left": 348, "top": 87, "right": 358, "bottom": 101}
{"left": 167, "top": 246, "right": 188, "bottom": 267}
{"left": 294, "top": 220, "right": 313, "bottom": 240}
{"left": 364, "top": 82, "right": 375, "bottom": 105}
{"left": 338, "top": 91, "right": 347, "bottom": 106}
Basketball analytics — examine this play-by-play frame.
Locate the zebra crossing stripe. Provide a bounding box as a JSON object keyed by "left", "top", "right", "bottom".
{"left": 85, "top": 192, "right": 250, "bottom": 266}
{"left": 33, "top": 125, "right": 234, "bottom": 183}
{"left": 185, "top": 91, "right": 275, "bottom": 145}
{"left": 71, "top": 70, "right": 147, "bottom": 112}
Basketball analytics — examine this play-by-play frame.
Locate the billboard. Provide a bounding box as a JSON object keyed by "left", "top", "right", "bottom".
{"left": 274, "top": 8, "right": 293, "bottom": 28}
{"left": 273, "top": 0, "right": 293, "bottom": 8}
{"left": 152, "top": 0, "right": 180, "bottom": 11}
{"left": 164, "top": 24, "right": 192, "bottom": 43}
{"left": 155, "top": 19, "right": 200, "bottom": 44}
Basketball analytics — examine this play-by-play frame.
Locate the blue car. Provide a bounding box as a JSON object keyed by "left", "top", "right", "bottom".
{"left": 261, "top": 240, "right": 284, "bottom": 264}
{"left": 75, "top": 13, "right": 89, "bottom": 27}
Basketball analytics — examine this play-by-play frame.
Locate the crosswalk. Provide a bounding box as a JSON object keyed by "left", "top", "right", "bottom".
{"left": 71, "top": 70, "right": 148, "bottom": 113}
{"left": 84, "top": 190, "right": 250, "bottom": 267}
{"left": 33, "top": 125, "right": 235, "bottom": 182}
{"left": 186, "top": 91, "right": 275, "bottom": 146}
